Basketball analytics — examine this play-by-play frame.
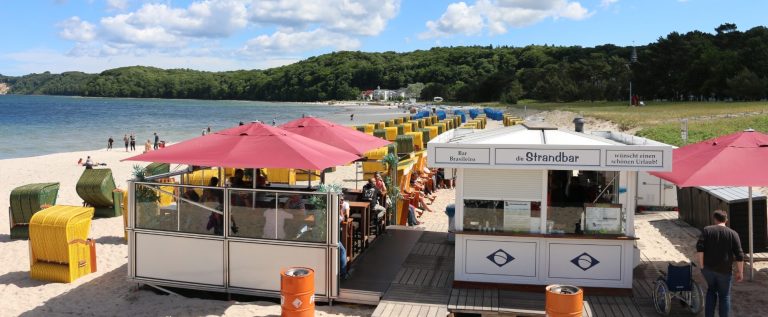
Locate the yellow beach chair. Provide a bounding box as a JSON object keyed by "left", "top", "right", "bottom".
{"left": 29, "top": 205, "right": 94, "bottom": 283}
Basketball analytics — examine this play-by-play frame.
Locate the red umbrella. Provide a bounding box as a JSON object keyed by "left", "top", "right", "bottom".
{"left": 280, "top": 117, "right": 390, "bottom": 156}
{"left": 124, "top": 122, "right": 360, "bottom": 170}
{"left": 650, "top": 129, "right": 768, "bottom": 280}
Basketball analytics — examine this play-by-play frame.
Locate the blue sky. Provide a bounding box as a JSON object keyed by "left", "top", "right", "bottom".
{"left": 0, "top": 0, "right": 763, "bottom": 76}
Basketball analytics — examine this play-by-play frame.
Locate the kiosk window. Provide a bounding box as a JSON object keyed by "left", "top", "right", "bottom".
{"left": 546, "top": 170, "right": 624, "bottom": 234}
{"left": 463, "top": 199, "right": 541, "bottom": 233}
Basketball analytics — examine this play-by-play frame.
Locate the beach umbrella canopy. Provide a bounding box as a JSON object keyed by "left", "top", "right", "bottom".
{"left": 650, "top": 129, "right": 768, "bottom": 280}
{"left": 123, "top": 122, "right": 360, "bottom": 170}
{"left": 280, "top": 117, "right": 390, "bottom": 156}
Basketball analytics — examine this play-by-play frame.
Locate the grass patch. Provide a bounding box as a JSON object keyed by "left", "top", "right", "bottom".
{"left": 636, "top": 115, "right": 768, "bottom": 146}
{"left": 519, "top": 101, "right": 768, "bottom": 130}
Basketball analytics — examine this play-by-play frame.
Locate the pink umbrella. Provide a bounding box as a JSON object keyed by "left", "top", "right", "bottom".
{"left": 124, "top": 122, "right": 360, "bottom": 170}
{"left": 280, "top": 117, "right": 390, "bottom": 156}
{"left": 650, "top": 129, "right": 768, "bottom": 280}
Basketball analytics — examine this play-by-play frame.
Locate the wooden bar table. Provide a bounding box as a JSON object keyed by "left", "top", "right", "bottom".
{"left": 348, "top": 201, "right": 371, "bottom": 248}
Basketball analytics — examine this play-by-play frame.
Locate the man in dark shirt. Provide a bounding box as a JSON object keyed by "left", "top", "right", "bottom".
{"left": 696, "top": 210, "right": 745, "bottom": 317}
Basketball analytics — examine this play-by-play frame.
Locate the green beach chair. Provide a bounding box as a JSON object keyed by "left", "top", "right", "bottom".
{"left": 76, "top": 168, "right": 120, "bottom": 218}
{"left": 144, "top": 162, "right": 170, "bottom": 177}
{"left": 9, "top": 182, "right": 60, "bottom": 239}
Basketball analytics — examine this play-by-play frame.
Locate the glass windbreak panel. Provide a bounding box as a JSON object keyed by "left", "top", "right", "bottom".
{"left": 463, "top": 199, "right": 542, "bottom": 233}
{"left": 276, "top": 193, "right": 327, "bottom": 243}
{"left": 229, "top": 190, "right": 276, "bottom": 239}
{"left": 547, "top": 170, "right": 623, "bottom": 234}
{"left": 134, "top": 183, "right": 224, "bottom": 236}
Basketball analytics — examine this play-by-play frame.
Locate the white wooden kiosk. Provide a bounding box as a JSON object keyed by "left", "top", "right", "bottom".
{"left": 427, "top": 123, "right": 673, "bottom": 290}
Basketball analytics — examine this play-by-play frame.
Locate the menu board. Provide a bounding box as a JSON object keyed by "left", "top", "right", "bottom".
{"left": 584, "top": 203, "right": 622, "bottom": 233}
{"left": 503, "top": 201, "right": 532, "bottom": 231}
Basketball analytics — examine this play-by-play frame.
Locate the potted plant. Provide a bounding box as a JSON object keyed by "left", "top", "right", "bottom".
{"left": 132, "top": 165, "right": 161, "bottom": 230}
{"left": 307, "top": 183, "right": 342, "bottom": 242}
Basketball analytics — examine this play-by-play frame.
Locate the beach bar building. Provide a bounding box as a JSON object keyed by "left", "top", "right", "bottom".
{"left": 123, "top": 123, "right": 364, "bottom": 301}
{"left": 427, "top": 123, "right": 673, "bottom": 289}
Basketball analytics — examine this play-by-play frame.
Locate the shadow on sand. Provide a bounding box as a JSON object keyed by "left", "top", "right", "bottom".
{"left": 0, "top": 271, "right": 48, "bottom": 288}
{"left": 95, "top": 235, "right": 127, "bottom": 245}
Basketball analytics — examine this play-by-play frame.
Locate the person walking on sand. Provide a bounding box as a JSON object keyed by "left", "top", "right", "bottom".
{"left": 202, "top": 128, "right": 206, "bottom": 136}
{"left": 123, "top": 134, "right": 129, "bottom": 152}
{"left": 130, "top": 134, "right": 136, "bottom": 151}
{"left": 153, "top": 132, "right": 159, "bottom": 150}
{"left": 350, "top": 113, "right": 354, "bottom": 121}
{"left": 107, "top": 136, "right": 113, "bottom": 150}
{"left": 696, "top": 210, "right": 745, "bottom": 317}
{"left": 207, "top": 125, "right": 211, "bottom": 134}
{"left": 144, "top": 140, "right": 152, "bottom": 153}
{"left": 272, "top": 118, "right": 276, "bottom": 126}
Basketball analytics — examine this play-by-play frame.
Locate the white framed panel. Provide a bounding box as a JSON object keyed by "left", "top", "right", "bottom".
{"left": 228, "top": 242, "right": 328, "bottom": 295}
{"left": 455, "top": 234, "right": 540, "bottom": 284}
{"left": 547, "top": 243, "right": 622, "bottom": 281}
{"left": 463, "top": 169, "right": 543, "bottom": 200}
{"left": 465, "top": 239, "right": 537, "bottom": 277}
{"left": 135, "top": 233, "right": 224, "bottom": 286}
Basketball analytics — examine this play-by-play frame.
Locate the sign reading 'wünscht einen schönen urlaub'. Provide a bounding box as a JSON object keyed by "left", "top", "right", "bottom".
{"left": 605, "top": 150, "right": 663, "bottom": 167}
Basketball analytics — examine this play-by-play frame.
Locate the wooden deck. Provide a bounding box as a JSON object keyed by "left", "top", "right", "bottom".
{"left": 368, "top": 194, "right": 667, "bottom": 316}
{"left": 372, "top": 231, "right": 454, "bottom": 317}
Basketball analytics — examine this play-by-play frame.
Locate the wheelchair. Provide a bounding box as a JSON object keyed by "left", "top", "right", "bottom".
{"left": 652, "top": 262, "right": 704, "bottom": 315}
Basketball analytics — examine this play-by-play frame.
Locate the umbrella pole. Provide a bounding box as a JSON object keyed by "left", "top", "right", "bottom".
{"left": 749, "top": 186, "right": 754, "bottom": 281}
{"left": 355, "top": 162, "right": 359, "bottom": 190}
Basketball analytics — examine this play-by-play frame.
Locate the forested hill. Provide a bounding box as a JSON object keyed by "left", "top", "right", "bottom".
{"left": 2, "top": 23, "right": 767, "bottom": 103}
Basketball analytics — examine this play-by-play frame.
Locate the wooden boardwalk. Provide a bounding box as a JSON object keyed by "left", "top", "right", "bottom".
{"left": 372, "top": 231, "right": 454, "bottom": 317}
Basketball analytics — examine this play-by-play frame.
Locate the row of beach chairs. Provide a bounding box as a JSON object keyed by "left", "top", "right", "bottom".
{"left": 9, "top": 163, "right": 168, "bottom": 283}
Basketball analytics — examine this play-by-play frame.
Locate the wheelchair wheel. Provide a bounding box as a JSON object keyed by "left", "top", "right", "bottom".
{"left": 653, "top": 279, "right": 672, "bottom": 315}
{"left": 687, "top": 280, "right": 704, "bottom": 315}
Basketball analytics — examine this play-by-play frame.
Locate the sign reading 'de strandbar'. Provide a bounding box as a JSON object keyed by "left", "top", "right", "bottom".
{"left": 495, "top": 149, "right": 601, "bottom": 166}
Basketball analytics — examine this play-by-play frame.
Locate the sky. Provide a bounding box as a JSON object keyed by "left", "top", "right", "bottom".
{"left": 0, "top": 0, "right": 763, "bottom": 76}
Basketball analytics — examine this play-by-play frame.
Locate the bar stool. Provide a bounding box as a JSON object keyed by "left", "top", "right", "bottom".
{"left": 350, "top": 214, "right": 363, "bottom": 253}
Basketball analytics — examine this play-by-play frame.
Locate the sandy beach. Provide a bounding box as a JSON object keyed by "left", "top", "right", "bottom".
{"left": 2, "top": 109, "right": 768, "bottom": 316}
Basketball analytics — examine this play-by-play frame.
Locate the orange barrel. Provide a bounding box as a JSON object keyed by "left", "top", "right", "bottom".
{"left": 281, "top": 267, "right": 315, "bottom": 317}
{"left": 545, "top": 284, "right": 583, "bottom": 317}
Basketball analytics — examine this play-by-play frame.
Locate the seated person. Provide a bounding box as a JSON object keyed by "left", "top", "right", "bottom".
{"left": 339, "top": 196, "right": 350, "bottom": 277}
{"left": 263, "top": 201, "right": 294, "bottom": 240}
{"left": 362, "top": 178, "right": 387, "bottom": 220}
{"left": 84, "top": 156, "right": 94, "bottom": 169}
{"left": 181, "top": 188, "right": 200, "bottom": 202}
{"left": 201, "top": 177, "right": 223, "bottom": 204}
{"left": 286, "top": 194, "right": 304, "bottom": 210}
{"left": 435, "top": 168, "right": 445, "bottom": 188}
{"left": 229, "top": 169, "right": 248, "bottom": 188}
{"left": 374, "top": 172, "right": 388, "bottom": 207}
{"left": 407, "top": 204, "right": 425, "bottom": 226}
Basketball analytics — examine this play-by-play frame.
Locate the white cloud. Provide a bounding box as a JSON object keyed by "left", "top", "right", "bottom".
{"left": 52, "top": 0, "right": 400, "bottom": 65}
{"left": 600, "top": 0, "right": 618, "bottom": 7}
{"left": 106, "top": 0, "right": 129, "bottom": 11}
{"left": 242, "top": 29, "right": 360, "bottom": 54}
{"left": 58, "top": 17, "right": 97, "bottom": 42}
{"left": 247, "top": 0, "right": 400, "bottom": 36}
{"left": 422, "top": 2, "right": 484, "bottom": 38}
{"left": 3, "top": 48, "right": 298, "bottom": 75}
{"left": 421, "top": 0, "right": 592, "bottom": 38}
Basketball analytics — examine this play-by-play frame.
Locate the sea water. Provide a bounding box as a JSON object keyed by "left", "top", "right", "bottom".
{"left": 0, "top": 95, "right": 360, "bottom": 159}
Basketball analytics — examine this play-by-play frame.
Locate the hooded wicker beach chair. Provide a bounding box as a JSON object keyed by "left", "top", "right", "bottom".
{"left": 76, "top": 168, "right": 121, "bottom": 218}
{"left": 9, "top": 182, "right": 59, "bottom": 239}
{"left": 29, "top": 205, "right": 94, "bottom": 283}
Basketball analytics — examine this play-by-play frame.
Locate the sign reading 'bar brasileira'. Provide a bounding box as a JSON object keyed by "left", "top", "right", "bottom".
{"left": 496, "top": 149, "right": 601, "bottom": 166}
{"left": 435, "top": 148, "right": 490, "bottom": 164}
